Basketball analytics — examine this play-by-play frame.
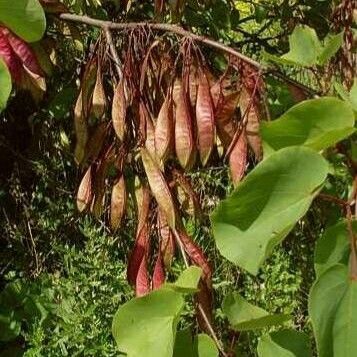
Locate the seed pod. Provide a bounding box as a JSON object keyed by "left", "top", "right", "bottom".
{"left": 92, "top": 64, "right": 107, "bottom": 118}
{"left": 215, "top": 91, "right": 240, "bottom": 147}
{"left": 196, "top": 70, "right": 215, "bottom": 166}
{"left": 195, "top": 278, "right": 213, "bottom": 333}
{"left": 229, "top": 129, "right": 247, "bottom": 186}
{"left": 110, "top": 174, "right": 127, "bottom": 231}
{"left": 140, "top": 102, "right": 156, "bottom": 158}
{"left": 134, "top": 179, "right": 151, "bottom": 234}
{"left": 74, "top": 91, "right": 88, "bottom": 165}
{"left": 76, "top": 165, "right": 93, "bottom": 212}
{"left": 141, "top": 148, "right": 176, "bottom": 229}
{"left": 127, "top": 222, "right": 150, "bottom": 286}
{"left": 173, "top": 79, "right": 195, "bottom": 169}
{"left": 112, "top": 79, "right": 126, "bottom": 141}
{"left": 136, "top": 255, "right": 150, "bottom": 297}
{"left": 81, "top": 58, "right": 98, "bottom": 119}
{"left": 240, "top": 88, "right": 262, "bottom": 161}
{"left": 158, "top": 208, "right": 175, "bottom": 268}
{"left": 189, "top": 67, "right": 198, "bottom": 107}
{"left": 155, "top": 94, "right": 174, "bottom": 163}
{"left": 83, "top": 122, "right": 107, "bottom": 164}
{"left": 152, "top": 253, "right": 165, "bottom": 290}
{"left": 178, "top": 228, "right": 212, "bottom": 281}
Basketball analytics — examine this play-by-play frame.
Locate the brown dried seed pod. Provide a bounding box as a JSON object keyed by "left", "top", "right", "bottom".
{"left": 229, "top": 129, "right": 247, "bottom": 186}
{"left": 112, "top": 79, "right": 126, "bottom": 141}
{"left": 158, "top": 208, "right": 175, "bottom": 268}
{"left": 74, "top": 91, "right": 88, "bottom": 165}
{"left": 173, "top": 79, "right": 195, "bottom": 169}
{"left": 196, "top": 70, "right": 215, "bottom": 166}
{"left": 152, "top": 253, "right": 165, "bottom": 290}
{"left": 135, "top": 254, "right": 150, "bottom": 297}
{"left": 83, "top": 122, "right": 107, "bottom": 164}
{"left": 110, "top": 174, "right": 127, "bottom": 231}
{"left": 240, "top": 88, "right": 263, "bottom": 161}
{"left": 215, "top": 91, "right": 240, "bottom": 148}
{"left": 140, "top": 102, "right": 156, "bottom": 158}
{"left": 76, "top": 165, "right": 93, "bottom": 212}
{"left": 92, "top": 65, "right": 107, "bottom": 118}
{"left": 141, "top": 147, "right": 176, "bottom": 229}
{"left": 155, "top": 94, "right": 174, "bottom": 163}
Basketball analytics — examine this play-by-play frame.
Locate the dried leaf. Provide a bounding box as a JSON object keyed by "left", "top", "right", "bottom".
{"left": 229, "top": 130, "right": 247, "bottom": 186}
{"left": 155, "top": 94, "right": 174, "bottom": 163}
{"left": 240, "top": 88, "right": 262, "bottom": 160}
{"left": 174, "top": 79, "right": 195, "bottom": 169}
{"left": 76, "top": 165, "right": 93, "bottom": 212}
{"left": 92, "top": 64, "right": 107, "bottom": 118}
{"left": 141, "top": 147, "right": 176, "bottom": 229}
{"left": 152, "top": 253, "right": 165, "bottom": 290}
{"left": 110, "top": 175, "right": 127, "bottom": 231}
{"left": 196, "top": 70, "right": 215, "bottom": 166}
{"left": 112, "top": 79, "right": 126, "bottom": 141}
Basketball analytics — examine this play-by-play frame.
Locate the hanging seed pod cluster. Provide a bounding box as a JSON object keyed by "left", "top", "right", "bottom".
{"left": 74, "top": 30, "right": 266, "bottom": 316}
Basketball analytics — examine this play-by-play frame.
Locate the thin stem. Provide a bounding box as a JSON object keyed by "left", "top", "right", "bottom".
{"left": 172, "top": 228, "right": 228, "bottom": 357}
{"left": 58, "top": 13, "right": 317, "bottom": 96}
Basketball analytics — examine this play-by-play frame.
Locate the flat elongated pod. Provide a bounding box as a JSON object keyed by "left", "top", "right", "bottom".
{"left": 112, "top": 79, "right": 126, "bottom": 141}
{"left": 135, "top": 254, "right": 150, "bottom": 297}
{"left": 155, "top": 94, "right": 174, "bottom": 163}
{"left": 215, "top": 91, "right": 240, "bottom": 147}
{"left": 83, "top": 122, "right": 107, "bottom": 164}
{"left": 74, "top": 91, "right": 88, "bottom": 165}
{"left": 196, "top": 70, "right": 215, "bottom": 166}
{"left": 141, "top": 148, "right": 176, "bottom": 229}
{"left": 158, "top": 208, "right": 175, "bottom": 268}
{"left": 229, "top": 130, "right": 247, "bottom": 186}
{"left": 152, "top": 253, "right": 165, "bottom": 290}
{"left": 110, "top": 175, "right": 127, "bottom": 231}
{"left": 76, "top": 165, "right": 93, "bottom": 212}
{"left": 134, "top": 179, "right": 151, "bottom": 234}
{"left": 173, "top": 79, "right": 195, "bottom": 169}
{"left": 240, "top": 88, "right": 263, "bottom": 161}
{"left": 92, "top": 64, "right": 107, "bottom": 118}
{"left": 140, "top": 102, "right": 156, "bottom": 158}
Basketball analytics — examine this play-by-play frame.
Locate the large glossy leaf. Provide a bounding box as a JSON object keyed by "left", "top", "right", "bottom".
{"left": 222, "top": 292, "right": 290, "bottom": 331}
{"left": 333, "top": 280, "right": 357, "bottom": 356}
{"left": 314, "top": 220, "right": 355, "bottom": 277}
{"left": 309, "top": 264, "right": 348, "bottom": 357}
{"left": 211, "top": 147, "right": 328, "bottom": 275}
{"left": 261, "top": 98, "right": 355, "bottom": 156}
{"left": 0, "top": 58, "right": 11, "bottom": 111}
{"left": 0, "top": 0, "right": 46, "bottom": 42}
{"left": 112, "top": 288, "right": 184, "bottom": 357}
{"left": 257, "top": 329, "right": 312, "bottom": 357}
{"left": 194, "top": 334, "right": 218, "bottom": 357}
{"left": 281, "top": 26, "right": 322, "bottom": 66}
{"left": 318, "top": 32, "right": 343, "bottom": 65}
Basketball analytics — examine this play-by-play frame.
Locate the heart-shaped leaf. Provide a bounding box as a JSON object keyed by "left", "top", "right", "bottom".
{"left": 211, "top": 146, "right": 328, "bottom": 275}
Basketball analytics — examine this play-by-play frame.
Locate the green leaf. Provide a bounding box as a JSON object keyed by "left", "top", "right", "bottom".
{"left": 173, "top": 329, "right": 196, "bottom": 357}
{"left": 309, "top": 264, "right": 348, "bottom": 357}
{"left": 165, "top": 266, "right": 202, "bottom": 293}
{"left": 281, "top": 26, "right": 322, "bottom": 66}
{"left": 0, "top": 0, "right": 46, "bottom": 42}
{"left": 318, "top": 32, "right": 343, "bottom": 65}
{"left": 261, "top": 98, "right": 355, "bottom": 155}
{"left": 0, "top": 58, "right": 11, "bottom": 111}
{"left": 211, "top": 147, "right": 328, "bottom": 275}
{"left": 314, "top": 220, "right": 355, "bottom": 277}
{"left": 333, "top": 280, "right": 357, "bottom": 356}
{"left": 173, "top": 330, "right": 218, "bottom": 357}
{"left": 112, "top": 288, "right": 184, "bottom": 357}
{"left": 349, "top": 81, "right": 357, "bottom": 112}
{"left": 257, "top": 329, "right": 312, "bottom": 357}
{"left": 222, "top": 293, "right": 290, "bottom": 331}
{"left": 194, "top": 334, "right": 218, "bottom": 357}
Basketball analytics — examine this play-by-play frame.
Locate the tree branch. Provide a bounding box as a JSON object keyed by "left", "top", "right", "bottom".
{"left": 58, "top": 12, "right": 317, "bottom": 97}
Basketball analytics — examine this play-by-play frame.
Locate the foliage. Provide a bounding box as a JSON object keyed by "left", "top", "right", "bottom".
{"left": 0, "top": 0, "right": 356, "bottom": 356}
